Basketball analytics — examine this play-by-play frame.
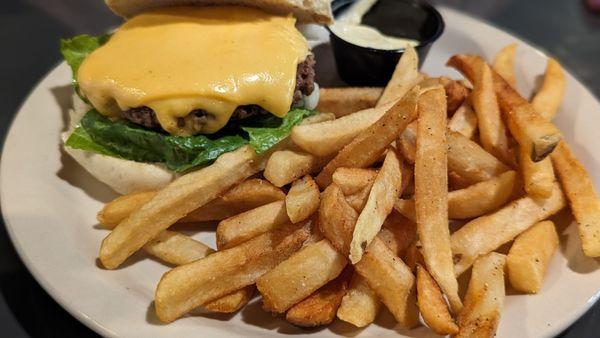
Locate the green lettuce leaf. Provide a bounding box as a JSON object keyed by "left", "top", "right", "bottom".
{"left": 60, "top": 34, "right": 110, "bottom": 96}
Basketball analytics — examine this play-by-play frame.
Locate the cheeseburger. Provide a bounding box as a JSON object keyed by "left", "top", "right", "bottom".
{"left": 61, "top": 0, "right": 332, "bottom": 193}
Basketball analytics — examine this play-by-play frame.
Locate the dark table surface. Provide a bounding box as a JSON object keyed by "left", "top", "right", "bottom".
{"left": 1, "top": 0, "right": 599, "bottom": 337}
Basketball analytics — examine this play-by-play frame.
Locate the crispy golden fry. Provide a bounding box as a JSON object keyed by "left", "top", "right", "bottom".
{"left": 286, "top": 176, "right": 320, "bottom": 223}
{"left": 378, "top": 212, "right": 417, "bottom": 257}
{"left": 456, "top": 253, "right": 506, "bottom": 338}
{"left": 285, "top": 267, "right": 352, "bottom": 327}
{"left": 394, "top": 198, "right": 416, "bottom": 222}
{"left": 377, "top": 45, "right": 421, "bottom": 106}
{"left": 448, "top": 171, "right": 473, "bottom": 190}
{"left": 332, "top": 168, "right": 377, "bottom": 195}
{"left": 444, "top": 79, "right": 470, "bottom": 115}
{"left": 507, "top": 220, "right": 558, "bottom": 293}
{"left": 492, "top": 43, "right": 517, "bottom": 88}
{"left": 317, "top": 87, "right": 383, "bottom": 117}
{"left": 144, "top": 230, "right": 213, "bottom": 266}
{"left": 349, "top": 150, "right": 403, "bottom": 264}
{"left": 447, "top": 131, "right": 510, "bottom": 184}
{"left": 203, "top": 287, "right": 255, "bottom": 313}
{"left": 257, "top": 239, "right": 347, "bottom": 313}
{"left": 354, "top": 237, "right": 419, "bottom": 328}
{"left": 291, "top": 100, "right": 396, "bottom": 157}
{"left": 182, "top": 179, "right": 285, "bottom": 222}
{"left": 336, "top": 273, "right": 381, "bottom": 327}
{"left": 216, "top": 200, "right": 289, "bottom": 250}
{"left": 472, "top": 60, "right": 511, "bottom": 164}
{"left": 397, "top": 121, "right": 417, "bottom": 164}
{"left": 316, "top": 87, "right": 419, "bottom": 187}
{"left": 100, "top": 146, "right": 265, "bottom": 269}
{"left": 532, "top": 58, "right": 566, "bottom": 120}
{"left": 416, "top": 265, "right": 459, "bottom": 335}
{"left": 155, "top": 221, "right": 311, "bottom": 322}
{"left": 346, "top": 183, "right": 374, "bottom": 213}
{"left": 319, "top": 184, "right": 357, "bottom": 255}
{"left": 552, "top": 141, "right": 600, "bottom": 257}
{"left": 414, "top": 86, "right": 462, "bottom": 313}
{"left": 404, "top": 242, "right": 425, "bottom": 272}
{"left": 520, "top": 150, "right": 555, "bottom": 198}
{"left": 448, "top": 54, "right": 561, "bottom": 161}
{"left": 263, "top": 149, "right": 327, "bottom": 188}
{"left": 448, "top": 102, "right": 478, "bottom": 139}
{"left": 451, "top": 183, "right": 565, "bottom": 275}
{"left": 97, "top": 190, "right": 155, "bottom": 228}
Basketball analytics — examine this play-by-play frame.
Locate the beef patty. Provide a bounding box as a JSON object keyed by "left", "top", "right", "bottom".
{"left": 122, "top": 55, "right": 316, "bottom": 133}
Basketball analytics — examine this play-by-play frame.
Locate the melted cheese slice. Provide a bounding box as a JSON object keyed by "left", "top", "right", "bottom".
{"left": 77, "top": 6, "right": 308, "bottom": 135}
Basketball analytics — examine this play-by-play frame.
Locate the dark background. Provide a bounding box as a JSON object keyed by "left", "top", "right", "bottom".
{"left": 1, "top": 0, "right": 599, "bottom": 337}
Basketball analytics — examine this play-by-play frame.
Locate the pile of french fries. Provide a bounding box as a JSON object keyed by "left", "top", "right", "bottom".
{"left": 95, "top": 44, "right": 600, "bottom": 337}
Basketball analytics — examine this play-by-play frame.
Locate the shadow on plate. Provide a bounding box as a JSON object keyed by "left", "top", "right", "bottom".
{"left": 553, "top": 209, "right": 600, "bottom": 274}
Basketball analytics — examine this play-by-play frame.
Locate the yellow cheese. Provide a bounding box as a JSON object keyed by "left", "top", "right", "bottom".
{"left": 77, "top": 6, "right": 308, "bottom": 135}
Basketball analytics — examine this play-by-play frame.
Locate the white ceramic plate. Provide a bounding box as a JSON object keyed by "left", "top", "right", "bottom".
{"left": 2, "top": 7, "right": 600, "bottom": 338}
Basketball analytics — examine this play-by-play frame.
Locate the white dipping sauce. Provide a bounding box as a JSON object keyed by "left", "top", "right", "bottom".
{"left": 329, "top": 0, "right": 419, "bottom": 50}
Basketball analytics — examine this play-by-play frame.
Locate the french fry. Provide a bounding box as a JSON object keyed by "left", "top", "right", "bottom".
{"left": 404, "top": 242, "right": 425, "bottom": 272}
{"left": 316, "top": 86, "right": 419, "bottom": 188}
{"left": 520, "top": 149, "right": 555, "bottom": 198}
{"left": 507, "top": 220, "right": 559, "bottom": 293}
{"left": 444, "top": 79, "right": 470, "bottom": 115}
{"left": 216, "top": 200, "right": 289, "bottom": 250}
{"left": 100, "top": 146, "right": 266, "bottom": 269}
{"left": 551, "top": 141, "right": 600, "bottom": 257}
{"left": 397, "top": 121, "right": 417, "bottom": 163}
{"left": 448, "top": 102, "right": 478, "bottom": 139}
{"left": 332, "top": 168, "right": 377, "bottom": 195}
{"left": 182, "top": 179, "right": 285, "bottom": 222}
{"left": 203, "top": 287, "right": 255, "bottom": 313}
{"left": 285, "top": 267, "right": 352, "bottom": 327}
{"left": 378, "top": 211, "right": 417, "bottom": 257}
{"left": 447, "top": 131, "right": 510, "bottom": 184}
{"left": 532, "top": 58, "right": 566, "bottom": 121}
{"left": 346, "top": 184, "right": 374, "bottom": 212}
{"left": 414, "top": 86, "right": 462, "bottom": 313}
{"left": 377, "top": 45, "right": 421, "bottom": 106}
{"left": 416, "top": 265, "right": 459, "bottom": 335}
{"left": 448, "top": 171, "right": 473, "bottom": 190}
{"left": 97, "top": 190, "right": 155, "bottom": 228}
{"left": 336, "top": 273, "right": 381, "bottom": 327}
{"left": 349, "top": 149, "right": 403, "bottom": 264}
{"left": 286, "top": 176, "right": 320, "bottom": 223}
{"left": 291, "top": 100, "right": 396, "bottom": 157}
{"left": 472, "top": 60, "right": 511, "bottom": 164}
{"left": 317, "top": 87, "right": 383, "bottom": 117}
{"left": 492, "top": 43, "right": 517, "bottom": 88}
{"left": 354, "top": 237, "right": 419, "bottom": 328}
{"left": 257, "top": 239, "right": 347, "bottom": 313}
{"left": 451, "top": 183, "right": 565, "bottom": 275}
{"left": 155, "top": 220, "right": 312, "bottom": 322}
{"left": 448, "top": 54, "right": 562, "bottom": 161}
{"left": 263, "top": 149, "right": 327, "bottom": 188}
{"left": 456, "top": 253, "right": 506, "bottom": 338}
{"left": 394, "top": 198, "right": 416, "bottom": 222}
{"left": 319, "top": 184, "right": 357, "bottom": 255}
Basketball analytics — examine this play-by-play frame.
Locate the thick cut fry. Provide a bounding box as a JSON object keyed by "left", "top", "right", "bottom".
{"left": 100, "top": 146, "right": 265, "bottom": 269}
{"left": 203, "top": 287, "right": 255, "bottom": 313}
{"left": 285, "top": 267, "right": 352, "bottom": 327}
{"left": 319, "top": 184, "right": 358, "bottom": 255}
{"left": 414, "top": 87, "right": 462, "bottom": 313}
{"left": 336, "top": 273, "right": 381, "bottom": 327}
{"left": 404, "top": 242, "right": 425, "bottom": 272}
{"left": 492, "top": 43, "right": 517, "bottom": 88}
{"left": 346, "top": 184, "right": 373, "bottom": 212}
{"left": 416, "top": 265, "right": 459, "bottom": 335}
{"left": 456, "top": 253, "right": 506, "bottom": 338}
{"left": 155, "top": 221, "right": 311, "bottom": 322}
{"left": 448, "top": 102, "right": 478, "bottom": 139}
{"left": 182, "top": 179, "right": 285, "bottom": 222}
{"left": 451, "top": 183, "right": 565, "bottom": 275}
{"left": 354, "top": 237, "right": 419, "bottom": 328}
{"left": 448, "top": 54, "right": 562, "bottom": 161}
{"left": 332, "top": 168, "right": 377, "bottom": 195}
{"left": 317, "top": 87, "right": 383, "bottom": 117}
{"left": 507, "top": 221, "right": 558, "bottom": 293}
{"left": 216, "top": 200, "right": 289, "bottom": 250}
{"left": 291, "top": 100, "right": 396, "bottom": 157}
{"left": 532, "top": 58, "right": 565, "bottom": 120}
{"left": 257, "top": 239, "right": 347, "bottom": 313}
{"left": 316, "top": 87, "right": 419, "bottom": 187}
{"left": 444, "top": 79, "right": 470, "bottom": 115}
{"left": 349, "top": 150, "right": 403, "bottom": 264}
{"left": 378, "top": 212, "right": 417, "bottom": 257}
{"left": 286, "top": 176, "right": 320, "bottom": 223}
{"left": 472, "top": 61, "right": 511, "bottom": 164}
{"left": 377, "top": 46, "right": 421, "bottom": 106}
{"left": 520, "top": 149, "right": 555, "bottom": 198}
{"left": 552, "top": 141, "right": 600, "bottom": 257}
{"left": 397, "top": 121, "right": 417, "bottom": 163}
{"left": 97, "top": 190, "right": 155, "bottom": 228}
{"left": 394, "top": 199, "right": 416, "bottom": 221}
{"left": 264, "top": 149, "right": 327, "bottom": 188}
{"left": 447, "top": 131, "right": 510, "bottom": 184}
